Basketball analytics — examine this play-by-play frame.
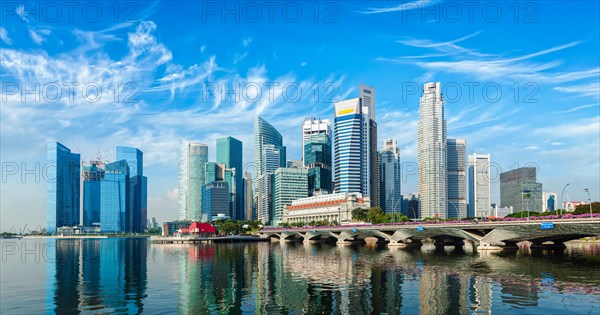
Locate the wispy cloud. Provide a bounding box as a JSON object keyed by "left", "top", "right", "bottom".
{"left": 28, "top": 28, "right": 51, "bottom": 45}
{"left": 359, "top": 0, "right": 438, "bottom": 14}
{"left": 554, "top": 82, "right": 600, "bottom": 98}
{"left": 243, "top": 37, "right": 253, "bottom": 47}
{"left": 16, "top": 5, "right": 29, "bottom": 22}
{"left": 0, "top": 27, "right": 11, "bottom": 45}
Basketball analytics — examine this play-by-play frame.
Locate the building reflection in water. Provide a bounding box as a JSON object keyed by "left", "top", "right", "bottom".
{"left": 46, "top": 238, "right": 147, "bottom": 314}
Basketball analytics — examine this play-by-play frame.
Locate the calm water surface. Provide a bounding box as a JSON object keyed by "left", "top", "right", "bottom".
{"left": 1, "top": 239, "right": 599, "bottom": 314}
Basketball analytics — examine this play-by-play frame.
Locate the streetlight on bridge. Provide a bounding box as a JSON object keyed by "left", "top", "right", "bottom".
{"left": 560, "top": 183, "right": 570, "bottom": 216}
{"left": 584, "top": 188, "right": 593, "bottom": 218}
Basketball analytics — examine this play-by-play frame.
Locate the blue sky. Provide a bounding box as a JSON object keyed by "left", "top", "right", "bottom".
{"left": 1, "top": 0, "right": 599, "bottom": 231}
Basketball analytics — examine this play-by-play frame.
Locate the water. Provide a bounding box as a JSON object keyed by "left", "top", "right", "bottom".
{"left": 1, "top": 239, "right": 599, "bottom": 314}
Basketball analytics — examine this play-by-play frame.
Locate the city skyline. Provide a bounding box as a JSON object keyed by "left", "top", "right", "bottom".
{"left": 1, "top": 1, "right": 599, "bottom": 230}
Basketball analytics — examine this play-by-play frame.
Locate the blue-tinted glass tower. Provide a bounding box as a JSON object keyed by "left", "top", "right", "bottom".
{"left": 216, "top": 137, "right": 244, "bottom": 220}
{"left": 47, "top": 142, "right": 81, "bottom": 234}
{"left": 116, "top": 146, "right": 147, "bottom": 233}
{"left": 83, "top": 161, "right": 105, "bottom": 227}
{"left": 100, "top": 160, "right": 129, "bottom": 232}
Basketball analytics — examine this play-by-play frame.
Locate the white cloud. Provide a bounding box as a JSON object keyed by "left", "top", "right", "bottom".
{"left": 359, "top": 0, "right": 437, "bottom": 14}
{"left": 29, "top": 28, "right": 51, "bottom": 45}
{"left": 554, "top": 83, "right": 600, "bottom": 99}
{"left": 243, "top": 37, "right": 252, "bottom": 47}
{"left": 16, "top": 5, "right": 29, "bottom": 22}
{"left": 301, "top": 61, "right": 308, "bottom": 67}
{"left": 0, "top": 27, "right": 12, "bottom": 45}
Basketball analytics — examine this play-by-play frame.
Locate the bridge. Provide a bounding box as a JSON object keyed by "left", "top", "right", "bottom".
{"left": 257, "top": 217, "right": 600, "bottom": 250}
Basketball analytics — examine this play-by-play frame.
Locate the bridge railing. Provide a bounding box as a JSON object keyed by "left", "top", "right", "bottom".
{"left": 260, "top": 213, "right": 600, "bottom": 232}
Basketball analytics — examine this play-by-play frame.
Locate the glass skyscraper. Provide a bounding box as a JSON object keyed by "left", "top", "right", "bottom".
{"left": 202, "top": 181, "right": 230, "bottom": 219}
{"left": 178, "top": 139, "right": 208, "bottom": 221}
{"left": 500, "top": 167, "right": 543, "bottom": 213}
{"left": 418, "top": 82, "right": 447, "bottom": 219}
{"left": 100, "top": 160, "right": 129, "bottom": 232}
{"left": 379, "top": 139, "right": 401, "bottom": 214}
{"left": 83, "top": 161, "right": 105, "bottom": 227}
{"left": 47, "top": 141, "right": 81, "bottom": 234}
{"left": 216, "top": 137, "right": 244, "bottom": 220}
{"left": 468, "top": 153, "right": 491, "bottom": 218}
{"left": 116, "top": 146, "right": 147, "bottom": 233}
{"left": 447, "top": 139, "right": 467, "bottom": 219}
{"left": 254, "top": 117, "right": 286, "bottom": 180}
{"left": 304, "top": 133, "right": 332, "bottom": 195}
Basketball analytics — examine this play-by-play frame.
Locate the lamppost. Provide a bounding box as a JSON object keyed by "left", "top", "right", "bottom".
{"left": 584, "top": 188, "right": 592, "bottom": 218}
{"left": 560, "top": 183, "right": 570, "bottom": 216}
{"left": 409, "top": 207, "right": 416, "bottom": 220}
{"left": 392, "top": 198, "right": 403, "bottom": 223}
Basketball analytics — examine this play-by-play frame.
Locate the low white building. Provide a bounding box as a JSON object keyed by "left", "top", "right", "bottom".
{"left": 563, "top": 201, "right": 588, "bottom": 212}
{"left": 284, "top": 192, "right": 370, "bottom": 224}
{"left": 493, "top": 205, "right": 514, "bottom": 218}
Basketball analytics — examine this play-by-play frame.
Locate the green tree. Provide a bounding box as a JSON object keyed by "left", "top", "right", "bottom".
{"left": 573, "top": 202, "right": 600, "bottom": 215}
{"left": 352, "top": 208, "right": 368, "bottom": 221}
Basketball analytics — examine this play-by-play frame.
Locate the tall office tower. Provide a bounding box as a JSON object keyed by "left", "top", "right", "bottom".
{"left": 202, "top": 181, "right": 231, "bottom": 219}
{"left": 83, "top": 161, "right": 105, "bottom": 227}
{"left": 447, "top": 139, "right": 467, "bottom": 219}
{"left": 244, "top": 172, "right": 254, "bottom": 221}
{"left": 302, "top": 117, "right": 331, "bottom": 164}
{"left": 305, "top": 133, "right": 332, "bottom": 195}
{"left": 216, "top": 137, "right": 244, "bottom": 220}
{"left": 178, "top": 139, "right": 208, "bottom": 221}
{"left": 418, "top": 82, "right": 447, "bottom": 219}
{"left": 468, "top": 153, "right": 491, "bottom": 218}
{"left": 379, "top": 139, "right": 401, "bottom": 214}
{"left": 100, "top": 160, "right": 130, "bottom": 232}
{"left": 542, "top": 192, "right": 558, "bottom": 212}
{"left": 273, "top": 168, "right": 308, "bottom": 225}
{"left": 401, "top": 193, "right": 420, "bottom": 219}
{"left": 116, "top": 146, "right": 147, "bottom": 232}
{"left": 257, "top": 144, "right": 282, "bottom": 225}
{"left": 254, "top": 117, "right": 286, "bottom": 181}
{"left": 500, "top": 167, "right": 543, "bottom": 212}
{"left": 333, "top": 84, "right": 377, "bottom": 204}
{"left": 360, "top": 84, "right": 380, "bottom": 208}
{"left": 47, "top": 142, "right": 81, "bottom": 234}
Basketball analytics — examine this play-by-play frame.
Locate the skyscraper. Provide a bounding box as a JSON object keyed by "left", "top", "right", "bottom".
{"left": 257, "top": 144, "right": 282, "bottom": 225}
{"left": 47, "top": 142, "right": 81, "bottom": 234}
{"left": 305, "top": 132, "right": 332, "bottom": 195}
{"left": 542, "top": 192, "right": 558, "bottom": 212}
{"left": 500, "top": 167, "right": 543, "bottom": 213}
{"left": 333, "top": 84, "right": 377, "bottom": 204}
{"left": 379, "top": 139, "right": 401, "bottom": 214}
{"left": 216, "top": 137, "right": 244, "bottom": 220}
{"left": 418, "top": 82, "right": 447, "bottom": 219}
{"left": 302, "top": 117, "right": 331, "bottom": 163}
{"left": 178, "top": 139, "right": 208, "bottom": 221}
{"left": 83, "top": 161, "right": 105, "bottom": 227}
{"left": 447, "top": 139, "right": 467, "bottom": 219}
{"left": 254, "top": 117, "right": 286, "bottom": 225}
{"left": 468, "top": 154, "right": 491, "bottom": 218}
{"left": 243, "top": 172, "right": 254, "bottom": 221}
{"left": 116, "top": 146, "right": 147, "bottom": 233}
{"left": 202, "top": 181, "right": 230, "bottom": 219}
{"left": 274, "top": 167, "right": 308, "bottom": 225}
{"left": 100, "top": 160, "right": 129, "bottom": 232}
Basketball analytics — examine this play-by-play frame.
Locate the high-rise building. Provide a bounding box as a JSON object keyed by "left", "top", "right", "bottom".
{"left": 116, "top": 146, "right": 147, "bottom": 233}
{"left": 447, "top": 139, "right": 467, "bottom": 219}
{"left": 47, "top": 142, "right": 81, "bottom": 234}
{"left": 418, "top": 82, "right": 447, "bottom": 219}
{"left": 333, "top": 84, "right": 377, "bottom": 205}
{"left": 257, "top": 144, "right": 282, "bottom": 225}
{"left": 273, "top": 168, "right": 308, "bottom": 225}
{"left": 202, "top": 181, "right": 230, "bottom": 219}
{"left": 243, "top": 172, "right": 254, "bottom": 221}
{"left": 254, "top": 117, "right": 286, "bottom": 225}
{"left": 401, "top": 193, "right": 420, "bottom": 219}
{"left": 216, "top": 137, "right": 244, "bottom": 220}
{"left": 500, "top": 167, "right": 543, "bottom": 213}
{"left": 178, "top": 139, "right": 208, "bottom": 221}
{"left": 83, "top": 161, "right": 105, "bottom": 227}
{"left": 100, "top": 160, "right": 129, "bottom": 232}
{"left": 379, "top": 139, "right": 401, "bottom": 214}
{"left": 305, "top": 132, "right": 332, "bottom": 195}
{"left": 468, "top": 154, "right": 491, "bottom": 218}
{"left": 542, "top": 192, "right": 558, "bottom": 212}
{"left": 302, "top": 117, "right": 331, "bottom": 163}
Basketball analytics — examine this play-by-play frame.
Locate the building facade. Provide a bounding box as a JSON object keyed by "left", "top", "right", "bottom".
{"left": 100, "top": 160, "right": 129, "bottom": 233}
{"left": 202, "top": 181, "right": 230, "bottom": 219}
{"left": 254, "top": 117, "right": 286, "bottom": 181}
{"left": 47, "top": 142, "right": 81, "bottom": 234}
{"left": 379, "top": 139, "right": 401, "bottom": 214}
{"left": 243, "top": 172, "right": 254, "bottom": 221}
{"left": 274, "top": 168, "right": 308, "bottom": 226}
{"left": 302, "top": 117, "right": 331, "bottom": 163}
{"left": 83, "top": 161, "right": 105, "bottom": 227}
{"left": 447, "top": 139, "right": 467, "bottom": 219}
{"left": 283, "top": 192, "right": 370, "bottom": 224}
{"left": 116, "top": 146, "right": 147, "bottom": 233}
{"left": 305, "top": 132, "right": 332, "bottom": 195}
{"left": 468, "top": 153, "right": 491, "bottom": 218}
{"left": 401, "top": 193, "right": 420, "bottom": 219}
{"left": 500, "top": 167, "right": 543, "bottom": 213}
{"left": 542, "top": 192, "right": 558, "bottom": 212}
{"left": 178, "top": 139, "right": 208, "bottom": 221}
{"left": 418, "top": 82, "right": 447, "bottom": 219}
{"left": 216, "top": 136, "right": 244, "bottom": 220}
